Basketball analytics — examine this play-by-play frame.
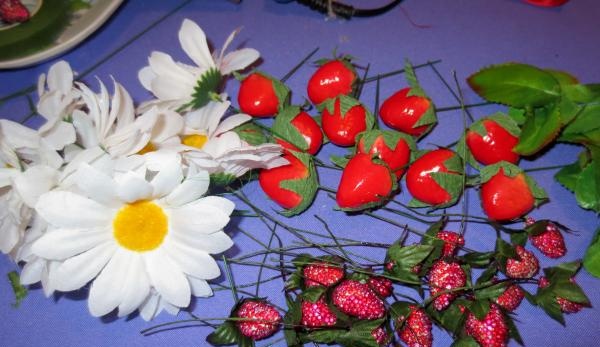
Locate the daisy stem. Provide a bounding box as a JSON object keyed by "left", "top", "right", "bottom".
{"left": 222, "top": 255, "right": 240, "bottom": 303}
{"left": 281, "top": 47, "right": 320, "bottom": 83}
{"left": 362, "top": 59, "right": 442, "bottom": 83}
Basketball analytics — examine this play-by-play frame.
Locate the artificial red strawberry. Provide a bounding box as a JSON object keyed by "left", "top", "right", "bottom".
{"left": 238, "top": 72, "right": 288, "bottom": 117}
{"left": 465, "top": 303, "right": 509, "bottom": 347}
{"left": 235, "top": 300, "right": 282, "bottom": 340}
{"left": 465, "top": 117, "right": 520, "bottom": 165}
{"left": 307, "top": 58, "right": 357, "bottom": 105}
{"left": 0, "top": 0, "right": 29, "bottom": 23}
{"left": 336, "top": 153, "right": 395, "bottom": 210}
{"left": 525, "top": 0, "right": 569, "bottom": 7}
{"left": 258, "top": 151, "right": 318, "bottom": 215}
{"left": 371, "top": 326, "right": 390, "bottom": 346}
{"left": 273, "top": 106, "right": 323, "bottom": 155}
{"left": 428, "top": 260, "right": 466, "bottom": 310}
{"left": 538, "top": 276, "right": 585, "bottom": 313}
{"left": 526, "top": 218, "right": 566, "bottom": 259}
{"left": 496, "top": 284, "right": 525, "bottom": 312}
{"left": 505, "top": 245, "right": 539, "bottom": 279}
{"left": 379, "top": 87, "right": 433, "bottom": 137}
{"left": 301, "top": 298, "right": 338, "bottom": 328}
{"left": 332, "top": 279, "right": 386, "bottom": 319}
{"left": 436, "top": 231, "right": 465, "bottom": 257}
{"left": 303, "top": 261, "right": 344, "bottom": 287}
{"left": 397, "top": 306, "right": 433, "bottom": 347}
{"left": 321, "top": 95, "right": 373, "bottom": 146}
{"left": 480, "top": 163, "right": 546, "bottom": 221}
{"left": 405, "top": 149, "right": 464, "bottom": 207}
{"left": 356, "top": 130, "right": 414, "bottom": 179}
{"left": 368, "top": 276, "right": 393, "bottom": 298}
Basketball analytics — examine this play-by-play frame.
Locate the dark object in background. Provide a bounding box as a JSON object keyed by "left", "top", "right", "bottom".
{"left": 239, "top": 0, "right": 405, "bottom": 19}
{"left": 524, "top": 0, "right": 569, "bottom": 7}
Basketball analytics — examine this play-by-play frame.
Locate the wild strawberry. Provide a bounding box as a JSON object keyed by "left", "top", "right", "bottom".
{"left": 465, "top": 303, "right": 509, "bottom": 347}
{"left": 371, "top": 326, "right": 390, "bottom": 346}
{"left": 526, "top": 218, "right": 566, "bottom": 259}
{"left": 0, "top": 0, "right": 30, "bottom": 23}
{"left": 332, "top": 280, "right": 386, "bottom": 319}
{"left": 496, "top": 284, "right": 525, "bottom": 312}
{"left": 505, "top": 246, "right": 539, "bottom": 279}
{"left": 538, "top": 277, "right": 585, "bottom": 313}
{"left": 436, "top": 231, "right": 465, "bottom": 257}
{"left": 428, "top": 260, "right": 466, "bottom": 310}
{"left": 303, "top": 262, "right": 344, "bottom": 287}
{"left": 301, "top": 298, "right": 338, "bottom": 328}
{"left": 397, "top": 306, "right": 433, "bottom": 347}
{"left": 368, "top": 276, "right": 393, "bottom": 297}
{"left": 235, "top": 300, "right": 282, "bottom": 340}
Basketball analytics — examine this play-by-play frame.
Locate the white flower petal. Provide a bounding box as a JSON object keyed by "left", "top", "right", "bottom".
{"left": 163, "top": 239, "right": 221, "bottom": 279}
{"left": 117, "top": 254, "right": 150, "bottom": 317}
{"left": 179, "top": 19, "right": 215, "bottom": 69}
{"left": 47, "top": 61, "right": 73, "bottom": 95}
{"left": 73, "top": 163, "right": 119, "bottom": 207}
{"left": 19, "top": 258, "right": 45, "bottom": 285}
{"left": 13, "top": 165, "right": 58, "bottom": 208}
{"left": 139, "top": 292, "right": 160, "bottom": 321}
{"left": 171, "top": 230, "right": 233, "bottom": 255}
{"left": 219, "top": 48, "right": 260, "bottom": 75}
{"left": 88, "top": 249, "right": 131, "bottom": 317}
{"left": 35, "top": 191, "right": 112, "bottom": 228}
{"left": 214, "top": 114, "right": 251, "bottom": 136}
{"left": 189, "top": 276, "right": 213, "bottom": 297}
{"left": 51, "top": 242, "right": 115, "bottom": 291}
{"left": 32, "top": 228, "right": 110, "bottom": 260}
{"left": 191, "top": 196, "right": 235, "bottom": 217}
{"left": 169, "top": 204, "right": 230, "bottom": 235}
{"left": 116, "top": 171, "right": 153, "bottom": 203}
{"left": 72, "top": 109, "right": 99, "bottom": 149}
{"left": 150, "top": 160, "right": 183, "bottom": 199}
{"left": 144, "top": 248, "right": 191, "bottom": 307}
{"left": 164, "top": 170, "right": 209, "bottom": 207}
{"left": 41, "top": 121, "right": 76, "bottom": 150}
{"left": 138, "top": 66, "right": 156, "bottom": 92}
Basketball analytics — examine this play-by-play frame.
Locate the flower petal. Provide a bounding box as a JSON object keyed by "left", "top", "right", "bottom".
{"left": 189, "top": 276, "right": 213, "bottom": 297}
{"left": 219, "top": 48, "right": 260, "bottom": 75}
{"left": 117, "top": 254, "right": 150, "bottom": 317}
{"left": 116, "top": 171, "right": 153, "bottom": 203}
{"left": 178, "top": 19, "right": 215, "bottom": 69}
{"left": 35, "top": 191, "right": 112, "bottom": 229}
{"left": 164, "top": 170, "right": 209, "bottom": 207}
{"left": 169, "top": 204, "right": 231, "bottom": 235}
{"left": 88, "top": 249, "right": 131, "bottom": 317}
{"left": 139, "top": 292, "right": 160, "bottom": 321}
{"left": 19, "top": 258, "right": 45, "bottom": 285}
{"left": 51, "top": 242, "right": 115, "bottom": 291}
{"left": 214, "top": 113, "right": 251, "bottom": 136}
{"left": 150, "top": 160, "right": 183, "bottom": 199}
{"left": 191, "top": 196, "right": 235, "bottom": 217}
{"left": 171, "top": 230, "right": 233, "bottom": 255}
{"left": 73, "top": 163, "right": 119, "bottom": 207}
{"left": 13, "top": 165, "right": 58, "bottom": 208}
{"left": 47, "top": 61, "right": 74, "bottom": 95}
{"left": 144, "top": 248, "right": 191, "bottom": 307}
{"left": 41, "top": 121, "right": 76, "bottom": 150}
{"left": 163, "top": 239, "right": 221, "bottom": 279}
{"left": 32, "top": 228, "right": 110, "bottom": 260}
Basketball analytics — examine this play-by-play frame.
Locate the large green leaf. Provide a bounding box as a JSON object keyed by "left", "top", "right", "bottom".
{"left": 467, "top": 63, "right": 560, "bottom": 108}
{"left": 584, "top": 228, "right": 600, "bottom": 278}
{"left": 574, "top": 159, "right": 600, "bottom": 212}
{"left": 514, "top": 103, "right": 562, "bottom": 155}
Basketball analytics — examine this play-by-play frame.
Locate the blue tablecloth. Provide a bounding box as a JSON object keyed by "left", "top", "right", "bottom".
{"left": 1, "top": 1, "right": 599, "bottom": 346}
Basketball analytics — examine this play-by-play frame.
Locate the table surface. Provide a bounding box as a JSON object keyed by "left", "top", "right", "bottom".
{"left": 1, "top": 1, "right": 599, "bottom": 346}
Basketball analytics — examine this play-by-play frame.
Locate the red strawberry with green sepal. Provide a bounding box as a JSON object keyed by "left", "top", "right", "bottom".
{"left": 332, "top": 279, "right": 386, "bottom": 319}
{"left": 436, "top": 230, "right": 465, "bottom": 257}
{"left": 368, "top": 276, "right": 393, "bottom": 298}
{"left": 258, "top": 150, "right": 318, "bottom": 216}
{"left": 505, "top": 245, "right": 539, "bottom": 279}
{"left": 406, "top": 148, "right": 464, "bottom": 208}
{"left": 0, "top": 0, "right": 30, "bottom": 23}
{"left": 356, "top": 129, "right": 415, "bottom": 179}
{"left": 496, "top": 284, "right": 525, "bottom": 312}
{"left": 463, "top": 113, "right": 521, "bottom": 166}
{"left": 307, "top": 57, "right": 357, "bottom": 105}
{"left": 428, "top": 260, "right": 466, "bottom": 310}
{"left": 303, "top": 261, "right": 345, "bottom": 288}
{"left": 336, "top": 153, "right": 397, "bottom": 211}
{"left": 396, "top": 305, "right": 433, "bottom": 347}
{"left": 272, "top": 105, "right": 323, "bottom": 155}
{"left": 526, "top": 217, "right": 567, "bottom": 259}
{"left": 235, "top": 300, "right": 282, "bottom": 340}
{"left": 238, "top": 71, "right": 289, "bottom": 117}
{"left": 465, "top": 303, "right": 509, "bottom": 347}
{"left": 320, "top": 95, "right": 374, "bottom": 147}
{"left": 379, "top": 60, "right": 437, "bottom": 137}
{"left": 480, "top": 162, "right": 547, "bottom": 221}
{"left": 301, "top": 298, "right": 338, "bottom": 328}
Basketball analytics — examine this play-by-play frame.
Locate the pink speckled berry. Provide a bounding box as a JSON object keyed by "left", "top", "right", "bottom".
{"left": 332, "top": 280, "right": 385, "bottom": 319}
{"left": 236, "top": 300, "right": 281, "bottom": 340}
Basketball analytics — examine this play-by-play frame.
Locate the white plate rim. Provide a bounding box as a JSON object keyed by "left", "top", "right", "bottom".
{"left": 0, "top": 0, "right": 124, "bottom": 69}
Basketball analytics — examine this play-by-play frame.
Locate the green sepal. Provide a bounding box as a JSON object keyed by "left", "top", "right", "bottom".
{"left": 407, "top": 198, "right": 434, "bottom": 208}
{"left": 510, "top": 232, "right": 528, "bottom": 247}
{"left": 404, "top": 58, "right": 437, "bottom": 135}
{"left": 210, "top": 173, "right": 238, "bottom": 188}
{"left": 389, "top": 301, "right": 413, "bottom": 322}
{"left": 475, "top": 282, "right": 508, "bottom": 301}
{"left": 523, "top": 174, "right": 549, "bottom": 206}
{"left": 429, "top": 170, "right": 464, "bottom": 208}
{"left": 584, "top": 227, "right": 600, "bottom": 278}
{"left": 206, "top": 320, "right": 252, "bottom": 346}
{"left": 278, "top": 151, "right": 319, "bottom": 217}
{"left": 496, "top": 237, "right": 517, "bottom": 271}
{"left": 460, "top": 251, "right": 495, "bottom": 268}
{"left": 283, "top": 297, "right": 302, "bottom": 347}
{"left": 337, "top": 318, "right": 386, "bottom": 347}
{"left": 514, "top": 102, "right": 563, "bottom": 156}
{"left": 319, "top": 95, "right": 374, "bottom": 130}
{"left": 472, "top": 112, "right": 522, "bottom": 138}
{"left": 479, "top": 161, "right": 523, "bottom": 184}
{"left": 285, "top": 272, "right": 303, "bottom": 290}
{"left": 465, "top": 299, "right": 492, "bottom": 320}
{"left": 543, "top": 261, "right": 590, "bottom": 305}
{"left": 467, "top": 63, "right": 561, "bottom": 108}
{"left": 8, "top": 271, "right": 27, "bottom": 308}
{"left": 506, "top": 314, "right": 525, "bottom": 346}
{"left": 272, "top": 106, "right": 310, "bottom": 151}
{"left": 456, "top": 134, "right": 480, "bottom": 170}
{"left": 508, "top": 107, "right": 527, "bottom": 125}
{"left": 330, "top": 154, "right": 351, "bottom": 168}
{"left": 232, "top": 121, "right": 269, "bottom": 146}
{"left": 451, "top": 336, "right": 480, "bottom": 347}
{"left": 300, "top": 285, "right": 328, "bottom": 303}
{"left": 355, "top": 129, "right": 417, "bottom": 156}
{"left": 426, "top": 301, "right": 467, "bottom": 335}
{"left": 187, "top": 68, "right": 223, "bottom": 111}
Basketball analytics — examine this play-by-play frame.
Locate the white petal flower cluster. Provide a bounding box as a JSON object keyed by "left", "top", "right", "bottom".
{"left": 1, "top": 19, "right": 285, "bottom": 320}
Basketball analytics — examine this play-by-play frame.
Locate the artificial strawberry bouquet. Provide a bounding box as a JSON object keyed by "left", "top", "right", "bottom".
{"left": 2, "top": 17, "right": 599, "bottom": 347}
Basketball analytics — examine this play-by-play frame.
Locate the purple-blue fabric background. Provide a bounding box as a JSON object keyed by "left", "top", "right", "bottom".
{"left": 1, "top": 1, "right": 599, "bottom": 346}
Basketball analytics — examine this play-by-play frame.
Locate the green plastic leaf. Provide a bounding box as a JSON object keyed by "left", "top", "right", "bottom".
{"left": 467, "top": 63, "right": 561, "bottom": 107}
{"left": 508, "top": 107, "right": 526, "bottom": 125}
{"left": 574, "top": 160, "right": 600, "bottom": 212}
{"left": 555, "top": 160, "right": 583, "bottom": 193}
{"left": 206, "top": 321, "right": 243, "bottom": 346}
{"left": 306, "top": 329, "right": 343, "bottom": 344}
{"left": 506, "top": 314, "right": 525, "bottom": 346}
{"left": 475, "top": 282, "right": 507, "bottom": 301}
{"left": 279, "top": 151, "right": 319, "bottom": 217}
{"left": 387, "top": 244, "right": 434, "bottom": 269}
{"left": 553, "top": 282, "right": 590, "bottom": 305}
{"left": 188, "top": 68, "right": 222, "bottom": 111}
{"left": 584, "top": 228, "right": 600, "bottom": 278}
{"left": 330, "top": 155, "right": 350, "bottom": 168}
{"left": 404, "top": 59, "right": 426, "bottom": 97}
{"left": 479, "top": 161, "right": 523, "bottom": 184}
{"left": 559, "top": 104, "right": 600, "bottom": 145}
{"left": 389, "top": 301, "right": 413, "bottom": 321}
{"left": 451, "top": 336, "right": 480, "bottom": 347}
{"left": 535, "top": 289, "right": 565, "bottom": 325}
{"left": 476, "top": 264, "right": 498, "bottom": 285}
{"left": 461, "top": 252, "right": 494, "bottom": 268}
{"left": 510, "top": 232, "right": 528, "bottom": 247}
{"left": 301, "top": 286, "right": 327, "bottom": 303}
{"left": 272, "top": 106, "right": 309, "bottom": 151}
{"left": 337, "top": 319, "right": 385, "bottom": 347}
{"left": 514, "top": 103, "right": 562, "bottom": 155}
{"left": 233, "top": 122, "right": 268, "bottom": 146}
{"left": 467, "top": 299, "right": 491, "bottom": 320}
{"left": 8, "top": 271, "right": 27, "bottom": 308}
{"left": 427, "top": 302, "right": 467, "bottom": 335}
{"left": 210, "top": 173, "right": 238, "bottom": 188}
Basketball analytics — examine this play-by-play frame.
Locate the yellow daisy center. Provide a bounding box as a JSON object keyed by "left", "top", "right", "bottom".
{"left": 113, "top": 201, "right": 168, "bottom": 252}
{"left": 182, "top": 134, "right": 208, "bottom": 149}
{"left": 137, "top": 142, "right": 156, "bottom": 155}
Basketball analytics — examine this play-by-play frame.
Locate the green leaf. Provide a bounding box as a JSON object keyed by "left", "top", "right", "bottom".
{"left": 553, "top": 282, "right": 590, "bottom": 305}
{"left": 496, "top": 237, "right": 517, "bottom": 259}
{"left": 337, "top": 319, "right": 385, "bottom": 347}
{"left": 467, "top": 63, "right": 561, "bottom": 107}
{"left": 7, "top": 271, "right": 27, "bottom": 308}
{"left": 451, "top": 336, "right": 480, "bottom": 347}
{"left": 555, "top": 160, "right": 584, "bottom": 193}
{"left": 233, "top": 122, "right": 268, "bottom": 146}
{"left": 285, "top": 272, "right": 303, "bottom": 290}
{"left": 573, "top": 158, "right": 600, "bottom": 212}
{"left": 584, "top": 227, "right": 600, "bottom": 278}
{"left": 506, "top": 314, "right": 525, "bottom": 346}
{"left": 428, "top": 302, "right": 467, "bottom": 335}
{"left": 301, "top": 286, "right": 327, "bottom": 303}
{"left": 559, "top": 104, "right": 600, "bottom": 145}
{"left": 206, "top": 321, "right": 243, "bottom": 346}
{"left": 461, "top": 252, "right": 495, "bottom": 268}
{"left": 306, "top": 329, "right": 343, "bottom": 344}
{"left": 510, "top": 232, "right": 528, "bottom": 246}
{"left": 389, "top": 301, "right": 413, "bottom": 321}
{"left": 279, "top": 151, "right": 319, "bottom": 217}
{"left": 210, "top": 173, "right": 238, "bottom": 187}
{"left": 387, "top": 244, "right": 434, "bottom": 269}
{"left": 404, "top": 59, "right": 426, "bottom": 97}
{"left": 525, "top": 220, "right": 550, "bottom": 237}
{"left": 467, "top": 299, "right": 491, "bottom": 320}
{"left": 508, "top": 107, "right": 526, "bottom": 125}
{"left": 188, "top": 68, "right": 223, "bottom": 111}
{"left": 475, "top": 282, "right": 507, "bottom": 301}
{"left": 514, "top": 103, "right": 562, "bottom": 155}
{"left": 330, "top": 155, "right": 350, "bottom": 168}
{"left": 536, "top": 290, "right": 565, "bottom": 325}
{"left": 283, "top": 297, "right": 302, "bottom": 347}
{"left": 476, "top": 264, "right": 498, "bottom": 285}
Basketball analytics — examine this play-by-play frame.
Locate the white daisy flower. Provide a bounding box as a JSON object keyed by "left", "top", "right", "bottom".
{"left": 36, "top": 60, "right": 79, "bottom": 151}
{"left": 0, "top": 119, "right": 63, "bottom": 170}
{"left": 138, "top": 18, "right": 259, "bottom": 112}
{"left": 32, "top": 162, "right": 235, "bottom": 318}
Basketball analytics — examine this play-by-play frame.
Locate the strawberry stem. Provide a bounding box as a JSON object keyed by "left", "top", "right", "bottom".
{"left": 281, "top": 47, "right": 320, "bottom": 82}
{"left": 362, "top": 59, "right": 442, "bottom": 83}
{"left": 434, "top": 101, "right": 493, "bottom": 113}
